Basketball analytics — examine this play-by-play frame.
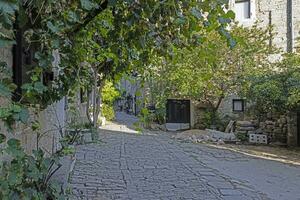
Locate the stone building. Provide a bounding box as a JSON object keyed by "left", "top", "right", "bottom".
{"left": 117, "top": 75, "right": 144, "bottom": 116}
{"left": 217, "top": 0, "right": 300, "bottom": 146}
{"left": 230, "top": 0, "right": 300, "bottom": 51}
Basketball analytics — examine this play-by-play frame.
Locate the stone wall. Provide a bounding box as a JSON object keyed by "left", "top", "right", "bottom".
{"left": 287, "top": 112, "right": 298, "bottom": 146}
{"left": 192, "top": 102, "right": 209, "bottom": 130}
{"left": 231, "top": 0, "right": 300, "bottom": 52}
{"left": 259, "top": 114, "right": 288, "bottom": 144}
{"left": 293, "top": 0, "right": 300, "bottom": 50}
{"left": 234, "top": 112, "right": 298, "bottom": 146}
{"left": 218, "top": 94, "right": 246, "bottom": 120}
{"left": 0, "top": 47, "right": 67, "bottom": 155}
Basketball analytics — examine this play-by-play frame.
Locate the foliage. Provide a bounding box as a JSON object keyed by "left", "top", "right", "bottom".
{"left": 1, "top": 1, "right": 236, "bottom": 128}
{"left": 236, "top": 132, "right": 248, "bottom": 142}
{"left": 102, "top": 81, "right": 120, "bottom": 105}
{"left": 153, "top": 107, "right": 166, "bottom": 125}
{"left": 0, "top": 62, "right": 29, "bottom": 129}
{"left": 0, "top": 0, "right": 235, "bottom": 196}
{"left": 243, "top": 53, "right": 300, "bottom": 114}
{"left": 69, "top": 122, "right": 93, "bottom": 130}
{"left": 144, "top": 24, "right": 275, "bottom": 117}
{"left": 102, "top": 104, "right": 115, "bottom": 121}
{"left": 138, "top": 108, "right": 153, "bottom": 129}
{"left": 0, "top": 138, "right": 66, "bottom": 200}
{"left": 202, "top": 110, "right": 228, "bottom": 130}
{"left": 101, "top": 81, "right": 120, "bottom": 121}
{"left": 137, "top": 107, "right": 165, "bottom": 128}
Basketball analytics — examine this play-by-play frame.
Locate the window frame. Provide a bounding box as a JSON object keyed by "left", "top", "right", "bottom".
{"left": 235, "top": 0, "right": 251, "bottom": 20}
{"left": 232, "top": 99, "right": 245, "bottom": 112}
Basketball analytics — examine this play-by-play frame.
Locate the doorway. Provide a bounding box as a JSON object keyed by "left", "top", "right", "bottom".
{"left": 166, "top": 99, "right": 191, "bottom": 131}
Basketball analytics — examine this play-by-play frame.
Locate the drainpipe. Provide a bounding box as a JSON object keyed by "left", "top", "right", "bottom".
{"left": 287, "top": 0, "right": 293, "bottom": 52}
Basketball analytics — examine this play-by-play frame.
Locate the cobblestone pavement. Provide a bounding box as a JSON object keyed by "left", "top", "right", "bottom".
{"left": 69, "top": 113, "right": 300, "bottom": 200}
{"left": 70, "top": 132, "right": 270, "bottom": 200}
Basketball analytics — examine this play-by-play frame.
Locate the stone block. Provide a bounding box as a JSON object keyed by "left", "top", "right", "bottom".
{"left": 236, "top": 126, "right": 255, "bottom": 131}
{"left": 282, "top": 127, "right": 288, "bottom": 134}
{"left": 265, "top": 120, "right": 275, "bottom": 125}
{"left": 259, "top": 122, "right": 265, "bottom": 128}
{"left": 236, "top": 121, "right": 253, "bottom": 127}
{"left": 236, "top": 131, "right": 247, "bottom": 135}
{"left": 273, "top": 128, "right": 283, "bottom": 134}
{"left": 248, "top": 130, "right": 256, "bottom": 135}
{"left": 251, "top": 120, "right": 259, "bottom": 127}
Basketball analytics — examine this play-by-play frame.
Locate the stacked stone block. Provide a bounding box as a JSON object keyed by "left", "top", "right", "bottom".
{"left": 235, "top": 121, "right": 256, "bottom": 135}
{"left": 259, "top": 115, "right": 288, "bottom": 144}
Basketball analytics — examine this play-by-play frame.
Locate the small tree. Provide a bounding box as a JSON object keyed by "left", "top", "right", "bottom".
{"left": 243, "top": 53, "right": 300, "bottom": 116}
{"left": 145, "top": 24, "right": 275, "bottom": 125}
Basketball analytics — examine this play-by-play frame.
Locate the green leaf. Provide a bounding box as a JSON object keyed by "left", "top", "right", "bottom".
{"left": 190, "top": 7, "right": 202, "bottom": 20}
{"left": 225, "top": 10, "right": 236, "bottom": 20}
{"left": 68, "top": 11, "right": 80, "bottom": 23}
{"left": 80, "top": 0, "right": 97, "bottom": 11}
{"left": 0, "top": 1, "right": 19, "bottom": 15}
{"left": 18, "top": 108, "right": 29, "bottom": 123}
{"left": 46, "top": 21, "right": 59, "bottom": 33}
{"left": 0, "top": 39, "right": 15, "bottom": 47}
{"left": 175, "top": 17, "right": 186, "bottom": 25}
{"left": 31, "top": 122, "right": 40, "bottom": 131}
{"left": 7, "top": 138, "right": 21, "bottom": 149}
{"left": 0, "top": 134, "right": 6, "bottom": 143}
{"left": 12, "top": 104, "right": 21, "bottom": 113}
{"left": 0, "top": 82, "right": 12, "bottom": 98}
{"left": 34, "top": 82, "right": 47, "bottom": 94}
{"left": 21, "top": 83, "right": 33, "bottom": 91}
{"left": 7, "top": 171, "right": 22, "bottom": 186}
{"left": 108, "top": 0, "right": 117, "bottom": 6}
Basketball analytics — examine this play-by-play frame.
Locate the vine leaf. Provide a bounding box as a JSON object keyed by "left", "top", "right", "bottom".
{"left": 191, "top": 7, "right": 203, "bottom": 20}
{"left": 46, "top": 21, "right": 59, "bottom": 33}
{"left": 80, "top": 0, "right": 97, "bottom": 11}
{"left": 0, "top": 82, "right": 11, "bottom": 98}
{"left": 0, "top": 134, "right": 6, "bottom": 144}
{"left": 0, "top": 39, "right": 15, "bottom": 47}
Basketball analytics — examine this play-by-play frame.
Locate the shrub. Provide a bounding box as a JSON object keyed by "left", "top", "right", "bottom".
{"left": 236, "top": 132, "right": 248, "bottom": 142}
{"left": 0, "top": 137, "right": 66, "bottom": 200}
{"left": 101, "top": 81, "right": 120, "bottom": 121}
{"left": 102, "top": 103, "right": 115, "bottom": 121}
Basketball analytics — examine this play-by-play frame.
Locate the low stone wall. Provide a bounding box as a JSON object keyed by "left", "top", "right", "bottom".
{"left": 287, "top": 112, "right": 298, "bottom": 146}
{"left": 259, "top": 115, "right": 288, "bottom": 144}
{"left": 236, "top": 121, "right": 257, "bottom": 135}
{"left": 234, "top": 112, "right": 298, "bottom": 146}
{"left": 1, "top": 98, "right": 66, "bottom": 155}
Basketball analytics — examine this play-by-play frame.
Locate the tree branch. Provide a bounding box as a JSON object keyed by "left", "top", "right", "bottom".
{"left": 69, "top": 0, "right": 109, "bottom": 36}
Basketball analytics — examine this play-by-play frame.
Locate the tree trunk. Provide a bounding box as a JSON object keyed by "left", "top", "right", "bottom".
{"left": 86, "top": 89, "right": 93, "bottom": 124}
{"left": 92, "top": 75, "right": 98, "bottom": 128}
{"left": 94, "top": 85, "right": 103, "bottom": 127}
{"left": 211, "top": 96, "right": 224, "bottom": 126}
{"left": 214, "top": 96, "right": 224, "bottom": 112}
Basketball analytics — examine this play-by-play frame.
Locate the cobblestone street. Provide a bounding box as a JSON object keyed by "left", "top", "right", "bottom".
{"left": 69, "top": 113, "right": 300, "bottom": 200}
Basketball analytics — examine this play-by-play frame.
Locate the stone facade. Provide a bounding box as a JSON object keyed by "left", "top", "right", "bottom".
{"left": 287, "top": 111, "right": 299, "bottom": 146}
{"left": 219, "top": 0, "right": 300, "bottom": 146}
{"left": 218, "top": 94, "right": 247, "bottom": 120}
{"left": 259, "top": 114, "right": 288, "bottom": 144}
{"left": 230, "top": 0, "right": 300, "bottom": 52}
{"left": 0, "top": 47, "right": 67, "bottom": 155}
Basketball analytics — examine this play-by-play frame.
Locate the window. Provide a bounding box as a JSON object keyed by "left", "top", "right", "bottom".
{"left": 235, "top": 0, "right": 251, "bottom": 20}
{"left": 233, "top": 99, "right": 245, "bottom": 112}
